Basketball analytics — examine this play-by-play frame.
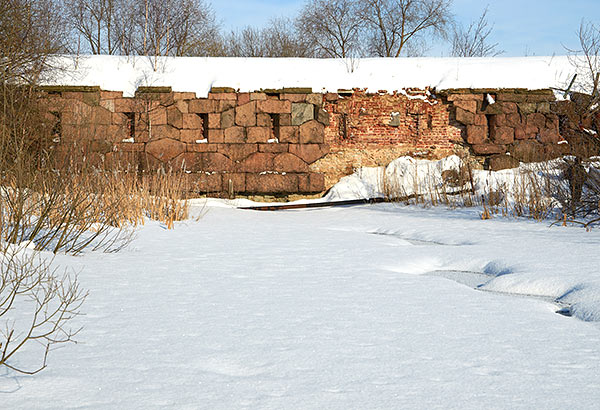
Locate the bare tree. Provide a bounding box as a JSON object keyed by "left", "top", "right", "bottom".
{"left": 295, "top": 0, "right": 364, "bottom": 58}
{"left": 360, "top": 0, "right": 453, "bottom": 57}
{"left": 451, "top": 7, "right": 503, "bottom": 57}
{"left": 224, "top": 18, "right": 310, "bottom": 58}
{"left": 66, "top": 0, "right": 120, "bottom": 54}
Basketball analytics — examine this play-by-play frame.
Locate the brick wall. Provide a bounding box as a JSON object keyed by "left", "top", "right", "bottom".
{"left": 40, "top": 86, "right": 566, "bottom": 196}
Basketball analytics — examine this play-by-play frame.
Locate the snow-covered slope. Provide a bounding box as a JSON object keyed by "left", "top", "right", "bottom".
{"left": 45, "top": 55, "right": 577, "bottom": 97}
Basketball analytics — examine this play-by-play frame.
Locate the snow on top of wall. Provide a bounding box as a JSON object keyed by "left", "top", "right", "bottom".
{"left": 45, "top": 55, "right": 578, "bottom": 98}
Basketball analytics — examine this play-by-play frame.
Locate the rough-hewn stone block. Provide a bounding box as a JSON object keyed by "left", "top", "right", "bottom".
{"left": 170, "top": 152, "right": 202, "bottom": 172}
{"left": 235, "top": 102, "right": 256, "bottom": 127}
{"left": 219, "top": 144, "right": 258, "bottom": 162}
{"left": 180, "top": 129, "right": 200, "bottom": 144}
{"left": 149, "top": 106, "right": 167, "bottom": 125}
{"left": 273, "top": 153, "right": 309, "bottom": 173}
{"left": 247, "top": 127, "right": 270, "bottom": 143}
{"left": 257, "top": 100, "right": 291, "bottom": 114}
{"left": 298, "top": 173, "right": 325, "bottom": 192}
{"left": 288, "top": 143, "right": 329, "bottom": 163}
{"left": 188, "top": 99, "right": 219, "bottom": 113}
{"left": 188, "top": 173, "right": 223, "bottom": 193}
{"left": 183, "top": 113, "right": 202, "bottom": 129}
{"left": 258, "top": 143, "right": 289, "bottom": 153}
{"left": 202, "top": 152, "right": 234, "bottom": 172}
{"left": 306, "top": 94, "right": 323, "bottom": 106}
{"left": 489, "top": 154, "right": 520, "bottom": 171}
{"left": 221, "top": 109, "right": 235, "bottom": 129}
{"left": 223, "top": 173, "right": 246, "bottom": 193}
{"left": 146, "top": 138, "right": 186, "bottom": 162}
{"left": 167, "top": 106, "right": 183, "bottom": 129}
{"left": 151, "top": 124, "right": 179, "bottom": 140}
{"left": 208, "top": 129, "right": 224, "bottom": 143}
{"left": 279, "top": 126, "right": 299, "bottom": 143}
{"left": 538, "top": 127, "right": 561, "bottom": 143}
{"left": 292, "top": 103, "right": 314, "bottom": 125}
{"left": 490, "top": 126, "right": 514, "bottom": 144}
{"left": 245, "top": 174, "right": 298, "bottom": 193}
{"left": 224, "top": 127, "right": 246, "bottom": 143}
{"left": 250, "top": 92, "right": 267, "bottom": 101}
{"left": 299, "top": 120, "right": 325, "bottom": 144}
{"left": 466, "top": 125, "right": 487, "bottom": 145}
{"left": 238, "top": 152, "right": 274, "bottom": 172}
{"left": 472, "top": 143, "right": 506, "bottom": 155}
{"left": 455, "top": 107, "right": 475, "bottom": 124}
{"left": 454, "top": 100, "right": 478, "bottom": 113}
{"left": 527, "top": 113, "right": 546, "bottom": 128}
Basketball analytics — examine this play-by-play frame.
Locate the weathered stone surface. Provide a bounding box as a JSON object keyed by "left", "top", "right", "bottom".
{"left": 149, "top": 106, "right": 167, "bottom": 125}
{"left": 219, "top": 144, "right": 258, "bottom": 162}
{"left": 538, "top": 127, "right": 561, "bottom": 143}
{"left": 245, "top": 174, "right": 298, "bottom": 193}
{"left": 183, "top": 113, "right": 202, "bottom": 129}
{"left": 186, "top": 143, "right": 218, "bottom": 152}
{"left": 151, "top": 124, "right": 179, "bottom": 140}
{"left": 167, "top": 106, "right": 183, "bottom": 129}
{"left": 188, "top": 173, "right": 223, "bottom": 193}
{"left": 306, "top": 94, "right": 322, "bottom": 106}
{"left": 281, "top": 93, "right": 306, "bottom": 102}
{"left": 288, "top": 143, "right": 329, "bottom": 163}
{"left": 316, "top": 108, "right": 330, "bottom": 126}
{"left": 224, "top": 126, "right": 246, "bottom": 143}
{"left": 250, "top": 92, "right": 267, "bottom": 101}
{"left": 208, "top": 113, "right": 220, "bottom": 129}
{"left": 258, "top": 143, "right": 289, "bottom": 153}
{"left": 188, "top": 99, "right": 219, "bottom": 113}
{"left": 455, "top": 107, "right": 475, "bottom": 124}
{"left": 89, "top": 139, "right": 113, "bottom": 153}
{"left": 500, "top": 102, "right": 519, "bottom": 114}
{"left": 146, "top": 138, "right": 186, "bottom": 162}
{"left": 219, "top": 100, "right": 236, "bottom": 112}
{"left": 509, "top": 140, "right": 545, "bottom": 162}
{"left": 173, "top": 92, "right": 195, "bottom": 101}
{"left": 170, "top": 152, "right": 202, "bottom": 171}
{"left": 299, "top": 120, "right": 325, "bottom": 144}
{"left": 207, "top": 129, "right": 224, "bottom": 143}
{"left": 279, "top": 126, "right": 299, "bottom": 143}
{"left": 257, "top": 100, "right": 291, "bottom": 114}
{"left": 472, "top": 143, "right": 506, "bottom": 155}
{"left": 246, "top": 127, "right": 270, "bottom": 143}
{"left": 221, "top": 109, "right": 235, "bottom": 129}
{"left": 180, "top": 129, "right": 201, "bottom": 143}
{"left": 506, "top": 113, "right": 522, "bottom": 127}
{"left": 546, "top": 114, "right": 559, "bottom": 130}
{"left": 238, "top": 152, "right": 274, "bottom": 172}
{"left": 518, "top": 102, "right": 537, "bottom": 115}
{"left": 113, "top": 98, "right": 144, "bottom": 113}
{"left": 454, "top": 100, "right": 478, "bottom": 113}
{"left": 257, "top": 113, "right": 273, "bottom": 127}
{"left": 116, "top": 142, "right": 144, "bottom": 152}
{"left": 298, "top": 173, "right": 325, "bottom": 193}
{"left": 466, "top": 125, "right": 487, "bottom": 145}
{"left": 489, "top": 154, "right": 520, "bottom": 171}
{"left": 222, "top": 173, "right": 246, "bottom": 194}
{"left": 280, "top": 113, "right": 292, "bottom": 126}
{"left": 208, "top": 92, "right": 237, "bottom": 101}
{"left": 202, "top": 152, "right": 234, "bottom": 172}
{"left": 236, "top": 102, "right": 256, "bottom": 127}
{"left": 527, "top": 113, "right": 546, "bottom": 129}
{"left": 292, "top": 103, "right": 314, "bottom": 126}
{"left": 237, "top": 93, "right": 250, "bottom": 106}
{"left": 490, "top": 126, "right": 514, "bottom": 144}
{"left": 488, "top": 114, "right": 506, "bottom": 127}
{"left": 474, "top": 114, "right": 487, "bottom": 126}
{"left": 273, "top": 153, "right": 309, "bottom": 173}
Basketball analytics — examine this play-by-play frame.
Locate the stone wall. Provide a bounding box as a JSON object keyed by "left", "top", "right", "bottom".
{"left": 40, "top": 86, "right": 567, "bottom": 196}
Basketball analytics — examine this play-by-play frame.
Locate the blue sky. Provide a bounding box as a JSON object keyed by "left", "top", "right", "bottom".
{"left": 212, "top": 0, "right": 600, "bottom": 56}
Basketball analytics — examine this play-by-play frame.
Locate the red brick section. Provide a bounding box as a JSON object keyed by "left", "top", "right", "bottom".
{"left": 42, "top": 86, "right": 571, "bottom": 195}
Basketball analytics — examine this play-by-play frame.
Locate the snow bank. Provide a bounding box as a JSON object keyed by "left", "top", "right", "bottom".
{"left": 44, "top": 55, "right": 577, "bottom": 97}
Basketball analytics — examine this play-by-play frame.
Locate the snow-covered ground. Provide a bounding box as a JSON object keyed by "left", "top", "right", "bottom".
{"left": 46, "top": 55, "right": 578, "bottom": 97}
{"left": 3, "top": 199, "right": 600, "bottom": 409}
